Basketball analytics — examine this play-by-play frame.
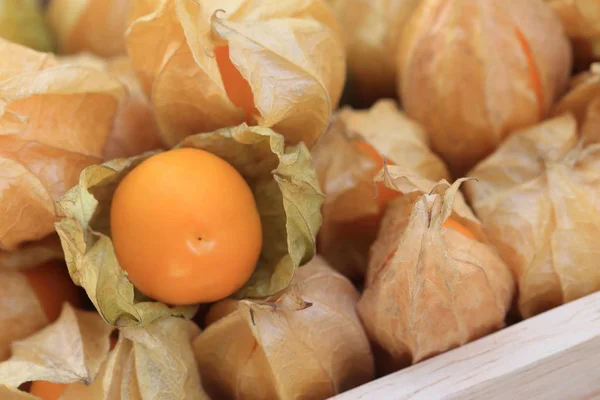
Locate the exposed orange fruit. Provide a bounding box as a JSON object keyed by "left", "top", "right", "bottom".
{"left": 215, "top": 45, "right": 259, "bottom": 120}
{"left": 111, "top": 148, "right": 263, "bottom": 305}
{"left": 354, "top": 140, "right": 399, "bottom": 210}
{"left": 443, "top": 218, "right": 476, "bottom": 240}
{"left": 29, "top": 380, "right": 65, "bottom": 400}
{"left": 23, "top": 262, "right": 80, "bottom": 322}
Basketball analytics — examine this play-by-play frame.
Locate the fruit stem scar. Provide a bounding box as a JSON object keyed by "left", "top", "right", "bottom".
{"left": 514, "top": 27, "right": 544, "bottom": 118}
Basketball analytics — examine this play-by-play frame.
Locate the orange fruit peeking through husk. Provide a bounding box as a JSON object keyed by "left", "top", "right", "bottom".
{"left": 111, "top": 148, "right": 263, "bottom": 305}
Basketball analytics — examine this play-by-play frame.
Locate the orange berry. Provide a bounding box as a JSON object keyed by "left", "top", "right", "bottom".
{"left": 215, "top": 45, "right": 258, "bottom": 120}
{"left": 29, "top": 381, "right": 66, "bottom": 400}
{"left": 110, "top": 148, "right": 263, "bottom": 305}
{"left": 443, "top": 218, "right": 476, "bottom": 240}
{"left": 23, "top": 262, "right": 80, "bottom": 322}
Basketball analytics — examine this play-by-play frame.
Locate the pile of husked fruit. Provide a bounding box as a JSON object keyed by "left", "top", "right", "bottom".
{"left": 0, "top": 0, "right": 599, "bottom": 399}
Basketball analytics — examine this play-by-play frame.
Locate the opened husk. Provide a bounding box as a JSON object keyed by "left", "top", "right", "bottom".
{"left": 329, "top": 0, "right": 420, "bottom": 105}
{"left": 46, "top": 0, "right": 130, "bottom": 57}
{"left": 312, "top": 100, "right": 449, "bottom": 280}
{"left": 465, "top": 113, "right": 600, "bottom": 318}
{"left": 55, "top": 124, "right": 324, "bottom": 327}
{"left": 0, "top": 235, "right": 63, "bottom": 270}
{"left": 0, "top": 39, "right": 161, "bottom": 253}
{"left": 126, "top": 0, "right": 345, "bottom": 147}
{"left": 193, "top": 256, "right": 374, "bottom": 400}
{"left": 398, "top": 0, "right": 572, "bottom": 175}
{"left": 0, "top": 0, "right": 54, "bottom": 52}
{"left": 546, "top": 0, "right": 600, "bottom": 69}
{"left": 357, "top": 171, "right": 514, "bottom": 373}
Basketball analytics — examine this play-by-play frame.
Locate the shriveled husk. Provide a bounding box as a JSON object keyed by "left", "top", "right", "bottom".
{"left": 546, "top": 0, "right": 600, "bottom": 70}
{"left": 125, "top": 0, "right": 345, "bottom": 147}
{"left": 193, "top": 256, "right": 374, "bottom": 400}
{"left": 357, "top": 172, "right": 514, "bottom": 373}
{"left": 0, "top": 305, "right": 207, "bottom": 400}
{"left": 0, "top": 40, "right": 161, "bottom": 253}
{"left": 46, "top": 0, "right": 130, "bottom": 57}
{"left": 54, "top": 124, "right": 324, "bottom": 327}
{"left": 397, "top": 0, "right": 572, "bottom": 175}
{"left": 464, "top": 113, "right": 600, "bottom": 318}
{"left": 312, "top": 100, "right": 449, "bottom": 280}
{"left": 329, "top": 0, "right": 420, "bottom": 105}
{"left": 0, "top": 0, "right": 54, "bottom": 52}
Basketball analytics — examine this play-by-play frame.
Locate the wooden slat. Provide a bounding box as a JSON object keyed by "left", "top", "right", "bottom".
{"left": 332, "top": 291, "right": 600, "bottom": 400}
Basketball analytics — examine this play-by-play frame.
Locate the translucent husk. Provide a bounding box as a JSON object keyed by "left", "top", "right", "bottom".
{"left": 465, "top": 113, "right": 600, "bottom": 318}
{"left": 0, "top": 0, "right": 54, "bottom": 52}
{"left": 0, "top": 39, "right": 161, "bottom": 253}
{"left": 312, "top": 100, "right": 449, "bottom": 280}
{"left": 357, "top": 172, "right": 514, "bottom": 373}
{"left": 329, "top": 0, "right": 420, "bottom": 105}
{"left": 553, "top": 63, "right": 600, "bottom": 125}
{"left": 0, "top": 235, "right": 63, "bottom": 270}
{"left": 0, "top": 305, "right": 207, "bottom": 400}
{"left": 125, "top": 0, "right": 345, "bottom": 147}
{"left": 546, "top": 0, "right": 600, "bottom": 69}
{"left": 193, "top": 256, "right": 374, "bottom": 400}
{"left": 54, "top": 124, "right": 324, "bottom": 327}
{"left": 46, "top": 0, "right": 130, "bottom": 57}
{"left": 398, "top": 0, "right": 572, "bottom": 175}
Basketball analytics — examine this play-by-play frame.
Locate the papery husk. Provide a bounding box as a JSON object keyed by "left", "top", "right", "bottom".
{"left": 54, "top": 124, "right": 323, "bottom": 327}
{"left": 0, "top": 269, "right": 48, "bottom": 361}
{"left": 0, "top": 40, "right": 161, "bottom": 251}
{"left": 312, "top": 100, "right": 449, "bottom": 280}
{"left": 0, "top": 235, "right": 63, "bottom": 270}
{"left": 329, "top": 0, "right": 420, "bottom": 105}
{"left": 0, "top": 0, "right": 54, "bottom": 52}
{"left": 398, "top": 0, "right": 572, "bottom": 175}
{"left": 59, "top": 317, "right": 207, "bottom": 400}
{"left": 553, "top": 63, "right": 600, "bottom": 125}
{"left": 465, "top": 113, "right": 600, "bottom": 318}
{"left": 546, "top": 0, "right": 600, "bottom": 70}
{"left": 193, "top": 256, "right": 374, "bottom": 400}
{"left": 0, "top": 304, "right": 114, "bottom": 388}
{"left": 46, "top": 0, "right": 130, "bottom": 57}
{"left": 126, "top": 0, "right": 345, "bottom": 147}
{"left": 357, "top": 174, "right": 514, "bottom": 373}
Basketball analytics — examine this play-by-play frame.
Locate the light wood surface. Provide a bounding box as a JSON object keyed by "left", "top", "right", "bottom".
{"left": 332, "top": 291, "right": 600, "bottom": 400}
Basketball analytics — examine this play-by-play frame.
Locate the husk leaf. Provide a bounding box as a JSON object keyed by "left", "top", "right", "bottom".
{"left": 46, "top": 0, "right": 130, "bottom": 57}
{"left": 193, "top": 256, "right": 374, "bottom": 400}
{"left": 0, "top": 304, "right": 113, "bottom": 388}
{"left": 125, "top": 0, "right": 345, "bottom": 147}
{"left": 357, "top": 179, "right": 514, "bottom": 373}
{"left": 59, "top": 317, "right": 207, "bottom": 400}
{"left": 0, "top": 235, "right": 63, "bottom": 270}
{"left": 329, "top": 0, "right": 420, "bottom": 105}
{"left": 0, "top": 0, "right": 54, "bottom": 52}
{"left": 0, "top": 39, "right": 163, "bottom": 251}
{"left": 546, "top": 0, "right": 600, "bottom": 69}
{"left": 0, "top": 269, "right": 48, "bottom": 361}
{"left": 398, "top": 0, "right": 572, "bottom": 175}
{"left": 465, "top": 113, "right": 600, "bottom": 318}
{"left": 312, "top": 100, "right": 449, "bottom": 279}
{"left": 55, "top": 124, "right": 323, "bottom": 326}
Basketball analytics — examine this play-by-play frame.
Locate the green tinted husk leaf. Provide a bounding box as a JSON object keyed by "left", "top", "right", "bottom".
{"left": 55, "top": 124, "right": 323, "bottom": 326}
{"left": 0, "top": 0, "right": 54, "bottom": 52}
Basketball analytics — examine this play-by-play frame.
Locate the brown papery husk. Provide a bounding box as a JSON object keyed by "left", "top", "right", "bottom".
{"left": 329, "top": 0, "right": 420, "bottom": 106}
{"left": 357, "top": 177, "right": 514, "bottom": 374}
{"left": 398, "top": 0, "right": 572, "bottom": 176}
{"left": 465, "top": 113, "right": 600, "bottom": 318}
{"left": 46, "top": 0, "right": 130, "bottom": 57}
{"left": 312, "top": 100, "right": 449, "bottom": 280}
{"left": 546, "top": 0, "right": 600, "bottom": 70}
{"left": 0, "top": 39, "right": 159, "bottom": 252}
{"left": 125, "top": 0, "right": 345, "bottom": 148}
{"left": 193, "top": 256, "right": 374, "bottom": 400}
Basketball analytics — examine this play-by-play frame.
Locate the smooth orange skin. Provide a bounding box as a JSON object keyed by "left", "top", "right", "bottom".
{"left": 110, "top": 148, "right": 263, "bottom": 305}
{"left": 29, "top": 381, "right": 66, "bottom": 400}
{"left": 24, "top": 262, "right": 81, "bottom": 322}
{"left": 443, "top": 218, "right": 476, "bottom": 240}
{"left": 215, "top": 45, "right": 258, "bottom": 120}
